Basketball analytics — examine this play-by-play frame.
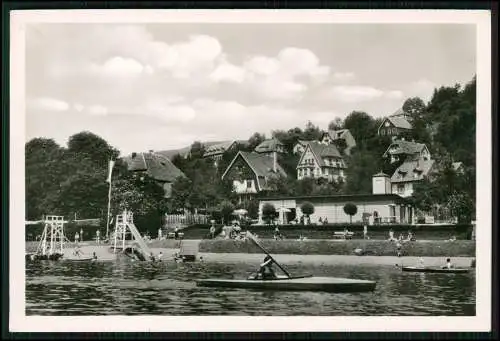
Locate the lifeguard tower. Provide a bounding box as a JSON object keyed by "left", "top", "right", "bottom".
{"left": 111, "top": 209, "right": 152, "bottom": 261}
{"left": 35, "top": 215, "right": 67, "bottom": 260}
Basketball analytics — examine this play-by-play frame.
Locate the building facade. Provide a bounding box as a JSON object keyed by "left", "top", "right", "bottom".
{"left": 221, "top": 151, "right": 287, "bottom": 202}
{"left": 296, "top": 142, "right": 345, "bottom": 182}
{"left": 383, "top": 139, "right": 431, "bottom": 164}
{"left": 378, "top": 108, "right": 413, "bottom": 137}
{"left": 390, "top": 158, "right": 435, "bottom": 197}
{"left": 123, "top": 151, "right": 186, "bottom": 198}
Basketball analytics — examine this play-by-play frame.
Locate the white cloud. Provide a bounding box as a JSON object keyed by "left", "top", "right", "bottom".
{"left": 30, "top": 97, "right": 69, "bottom": 112}
{"left": 209, "top": 62, "right": 246, "bottom": 83}
{"left": 330, "top": 85, "right": 385, "bottom": 102}
{"left": 385, "top": 90, "right": 404, "bottom": 99}
{"left": 243, "top": 56, "right": 280, "bottom": 76}
{"left": 93, "top": 56, "right": 146, "bottom": 77}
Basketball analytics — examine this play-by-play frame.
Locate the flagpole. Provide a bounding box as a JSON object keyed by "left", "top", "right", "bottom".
{"left": 105, "top": 159, "right": 115, "bottom": 240}
{"left": 106, "top": 179, "right": 112, "bottom": 240}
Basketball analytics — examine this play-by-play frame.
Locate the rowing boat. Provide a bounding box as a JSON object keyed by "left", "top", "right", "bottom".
{"left": 401, "top": 266, "right": 470, "bottom": 274}
{"left": 196, "top": 275, "right": 376, "bottom": 292}
{"left": 197, "top": 231, "right": 377, "bottom": 293}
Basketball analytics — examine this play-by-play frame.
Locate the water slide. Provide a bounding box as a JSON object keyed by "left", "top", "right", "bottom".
{"left": 127, "top": 223, "right": 152, "bottom": 259}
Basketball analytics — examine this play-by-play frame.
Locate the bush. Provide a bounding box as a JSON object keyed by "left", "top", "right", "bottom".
{"left": 300, "top": 201, "right": 315, "bottom": 217}
{"left": 262, "top": 203, "right": 278, "bottom": 225}
{"left": 343, "top": 203, "right": 358, "bottom": 224}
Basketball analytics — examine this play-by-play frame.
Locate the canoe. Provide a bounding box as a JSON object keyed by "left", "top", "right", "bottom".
{"left": 64, "top": 257, "right": 94, "bottom": 262}
{"left": 196, "top": 275, "right": 377, "bottom": 293}
{"left": 401, "top": 266, "right": 470, "bottom": 274}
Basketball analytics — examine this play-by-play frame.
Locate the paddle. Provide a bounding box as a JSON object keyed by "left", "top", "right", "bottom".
{"left": 246, "top": 231, "right": 292, "bottom": 279}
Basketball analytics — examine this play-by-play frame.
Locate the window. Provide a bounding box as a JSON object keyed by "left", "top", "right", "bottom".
{"left": 397, "top": 184, "right": 405, "bottom": 194}
{"left": 324, "top": 168, "right": 329, "bottom": 175}
{"left": 246, "top": 180, "right": 252, "bottom": 188}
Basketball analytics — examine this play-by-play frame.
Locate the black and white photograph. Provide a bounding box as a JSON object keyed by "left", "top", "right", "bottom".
{"left": 9, "top": 9, "right": 492, "bottom": 333}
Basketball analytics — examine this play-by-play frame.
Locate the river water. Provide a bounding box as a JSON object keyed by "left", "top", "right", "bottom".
{"left": 25, "top": 258, "right": 475, "bottom": 316}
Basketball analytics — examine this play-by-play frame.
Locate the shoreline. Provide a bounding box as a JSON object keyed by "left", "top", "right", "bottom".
{"left": 26, "top": 244, "right": 474, "bottom": 267}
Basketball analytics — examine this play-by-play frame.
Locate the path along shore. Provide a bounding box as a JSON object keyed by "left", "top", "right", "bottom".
{"left": 26, "top": 243, "right": 474, "bottom": 268}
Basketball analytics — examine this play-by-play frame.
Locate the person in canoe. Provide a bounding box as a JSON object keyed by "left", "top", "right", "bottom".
{"left": 258, "top": 255, "right": 278, "bottom": 280}
{"left": 442, "top": 258, "right": 453, "bottom": 269}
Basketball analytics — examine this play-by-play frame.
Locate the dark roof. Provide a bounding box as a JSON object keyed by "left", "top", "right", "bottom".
{"left": 203, "top": 140, "right": 236, "bottom": 157}
{"left": 254, "top": 138, "right": 284, "bottom": 153}
{"left": 260, "top": 193, "right": 409, "bottom": 204}
{"left": 391, "top": 158, "right": 435, "bottom": 183}
{"left": 307, "top": 142, "right": 342, "bottom": 166}
{"left": 157, "top": 141, "right": 228, "bottom": 160}
{"left": 383, "top": 140, "right": 427, "bottom": 157}
{"left": 123, "top": 152, "right": 186, "bottom": 182}
{"left": 156, "top": 146, "right": 192, "bottom": 160}
{"left": 385, "top": 116, "right": 412, "bottom": 130}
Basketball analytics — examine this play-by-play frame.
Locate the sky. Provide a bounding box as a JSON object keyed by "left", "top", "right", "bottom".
{"left": 25, "top": 23, "right": 476, "bottom": 155}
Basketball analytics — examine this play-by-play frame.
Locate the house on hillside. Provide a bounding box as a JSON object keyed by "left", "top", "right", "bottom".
{"left": 296, "top": 142, "right": 346, "bottom": 182}
{"left": 221, "top": 151, "right": 287, "bottom": 202}
{"left": 254, "top": 138, "right": 286, "bottom": 155}
{"left": 293, "top": 140, "right": 315, "bottom": 155}
{"left": 382, "top": 139, "right": 431, "bottom": 164}
{"left": 320, "top": 129, "right": 357, "bottom": 155}
{"left": 123, "top": 151, "right": 186, "bottom": 198}
{"left": 378, "top": 108, "right": 413, "bottom": 137}
{"left": 390, "top": 158, "right": 435, "bottom": 197}
{"left": 202, "top": 140, "right": 238, "bottom": 167}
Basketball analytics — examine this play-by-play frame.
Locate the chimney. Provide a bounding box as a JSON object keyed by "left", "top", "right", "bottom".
{"left": 273, "top": 151, "right": 277, "bottom": 173}
{"left": 149, "top": 149, "right": 154, "bottom": 153}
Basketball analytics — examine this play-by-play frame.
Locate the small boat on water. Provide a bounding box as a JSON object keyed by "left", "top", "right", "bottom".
{"left": 197, "top": 274, "right": 376, "bottom": 293}
{"left": 401, "top": 266, "right": 470, "bottom": 274}
{"left": 196, "top": 232, "right": 377, "bottom": 293}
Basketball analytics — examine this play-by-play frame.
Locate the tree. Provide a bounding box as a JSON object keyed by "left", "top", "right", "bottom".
{"left": 328, "top": 117, "right": 343, "bottom": 131}
{"left": 189, "top": 141, "right": 205, "bottom": 160}
{"left": 262, "top": 203, "right": 277, "bottom": 225}
{"left": 300, "top": 201, "right": 315, "bottom": 219}
{"left": 343, "top": 203, "right": 358, "bottom": 224}
{"left": 170, "top": 177, "right": 193, "bottom": 212}
{"left": 219, "top": 200, "right": 235, "bottom": 224}
{"left": 67, "top": 131, "right": 119, "bottom": 166}
{"left": 247, "top": 132, "right": 266, "bottom": 151}
{"left": 342, "top": 111, "right": 376, "bottom": 150}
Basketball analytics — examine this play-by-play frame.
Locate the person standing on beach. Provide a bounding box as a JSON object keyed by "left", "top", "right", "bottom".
{"left": 75, "top": 232, "right": 79, "bottom": 243}
{"left": 96, "top": 230, "right": 100, "bottom": 244}
{"left": 363, "top": 225, "right": 368, "bottom": 239}
{"left": 80, "top": 228, "right": 84, "bottom": 242}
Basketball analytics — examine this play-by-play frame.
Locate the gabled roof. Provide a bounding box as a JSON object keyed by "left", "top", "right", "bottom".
{"left": 383, "top": 140, "right": 427, "bottom": 158}
{"left": 298, "top": 142, "right": 343, "bottom": 168}
{"left": 123, "top": 152, "right": 186, "bottom": 182}
{"left": 203, "top": 140, "right": 236, "bottom": 157}
{"left": 391, "top": 158, "right": 435, "bottom": 183}
{"left": 384, "top": 116, "right": 412, "bottom": 130}
{"left": 255, "top": 138, "right": 284, "bottom": 153}
{"left": 325, "top": 129, "right": 350, "bottom": 140}
{"left": 221, "top": 151, "right": 287, "bottom": 191}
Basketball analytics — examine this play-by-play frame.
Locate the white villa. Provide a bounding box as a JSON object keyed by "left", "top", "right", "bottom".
{"left": 296, "top": 142, "right": 346, "bottom": 182}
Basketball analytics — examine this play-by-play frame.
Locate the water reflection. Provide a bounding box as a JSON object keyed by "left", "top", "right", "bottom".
{"left": 26, "top": 259, "right": 475, "bottom": 316}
